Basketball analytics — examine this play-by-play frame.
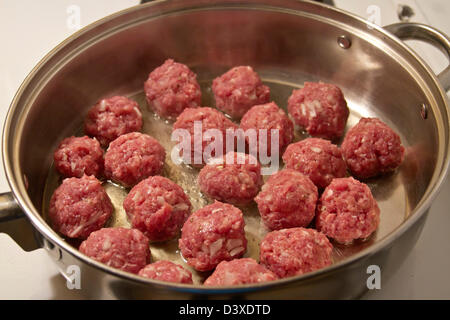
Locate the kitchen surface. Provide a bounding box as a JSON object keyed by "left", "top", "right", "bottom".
{"left": 0, "top": 0, "right": 449, "bottom": 299}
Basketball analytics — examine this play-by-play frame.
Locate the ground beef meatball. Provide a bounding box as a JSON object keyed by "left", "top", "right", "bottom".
{"left": 104, "top": 132, "right": 165, "bottom": 187}
{"left": 79, "top": 227, "right": 150, "bottom": 274}
{"left": 240, "top": 102, "right": 294, "bottom": 157}
{"left": 179, "top": 201, "right": 247, "bottom": 272}
{"left": 255, "top": 169, "right": 318, "bottom": 230}
{"left": 341, "top": 117, "right": 405, "bottom": 179}
{"left": 212, "top": 66, "right": 270, "bottom": 118}
{"left": 123, "top": 176, "right": 191, "bottom": 242}
{"left": 260, "top": 227, "right": 333, "bottom": 278}
{"left": 316, "top": 177, "right": 380, "bottom": 244}
{"left": 288, "top": 82, "right": 349, "bottom": 140}
{"left": 49, "top": 175, "right": 112, "bottom": 239}
{"left": 138, "top": 260, "right": 193, "bottom": 284}
{"left": 282, "top": 138, "right": 347, "bottom": 189}
{"left": 204, "top": 258, "right": 278, "bottom": 286}
{"left": 84, "top": 96, "right": 142, "bottom": 146}
{"left": 53, "top": 136, "right": 104, "bottom": 178}
{"left": 144, "top": 59, "right": 202, "bottom": 119}
{"left": 172, "top": 107, "right": 238, "bottom": 166}
{"left": 198, "top": 152, "right": 262, "bottom": 205}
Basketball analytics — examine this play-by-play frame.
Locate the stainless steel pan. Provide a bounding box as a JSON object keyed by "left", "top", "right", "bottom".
{"left": 2, "top": 0, "right": 450, "bottom": 299}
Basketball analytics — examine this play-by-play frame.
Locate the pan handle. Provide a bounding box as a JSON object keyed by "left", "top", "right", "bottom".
{"left": 384, "top": 22, "right": 450, "bottom": 92}
{"left": 0, "top": 192, "right": 24, "bottom": 222}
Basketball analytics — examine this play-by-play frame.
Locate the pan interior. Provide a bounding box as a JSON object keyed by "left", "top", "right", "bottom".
{"left": 43, "top": 75, "right": 418, "bottom": 285}
{"left": 7, "top": 2, "right": 444, "bottom": 286}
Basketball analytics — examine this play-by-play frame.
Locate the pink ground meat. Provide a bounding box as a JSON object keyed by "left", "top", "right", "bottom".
{"left": 53, "top": 136, "right": 104, "bottom": 178}
{"left": 282, "top": 138, "right": 347, "bottom": 189}
{"left": 255, "top": 169, "right": 318, "bottom": 230}
{"left": 198, "top": 152, "right": 262, "bottom": 205}
{"left": 49, "top": 175, "right": 112, "bottom": 239}
{"left": 144, "top": 59, "right": 202, "bottom": 119}
{"left": 84, "top": 96, "right": 142, "bottom": 146}
{"left": 138, "top": 260, "right": 193, "bottom": 284}
{"left": 123, "top": 176, "right": 192, "bottom": 242}
{"left": 204, "top": 258, "right": 278, "bottom": 286}
{"left": 240, "top": 102, "right": 294, "bottom": 157}
{"left": 341, "top": 117, "right": 405, "bottom": 179}
{"left": 288, "top": 82, "right": 349, "bottom": 140}
{"left": 179, "top": 201, "right": 247, "bottom": 272}
{"left": 212, "top": 66, "right": 270, "bottom": 119}
{"left": 79, "top": 227, "right": 150, "bottom": 274}
{"left": 104, "top": 132, "right": 165, "bottom": 187}
{"left": 260, "top": 227, "right": 333, "bottom": 278}
{"left": 172, "top": 107, "right": 238, "bottom": 166}
{"left": 316, "top": 177, "right": 380, "bottom": 244}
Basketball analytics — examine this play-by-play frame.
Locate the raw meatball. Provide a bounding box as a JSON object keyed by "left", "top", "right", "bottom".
{"left": 123, "top": 176, "right": 192, "bottom": 242}
{"left": 316, "top": 177, "right": 380, "bottom": 244}
{"left": 138, "top": 260, "right": 193, "bottom": 284}
{"left": 204, "top": 258, "right": 278, "bottom": 286}
{"left": 198, "top": 152, "right": 262, "bottom": 205}
{"left": 341, "top": 117, "right": 405, "bottom": 179}
{"left": 144, "top": 59, "right": 202, "bottom": 119}
{"left": 212, "top": 66, "right": 270, "bottom": 118}
{"left": 104, "top": 132, "right": 165, "bottom": 187}
{"left": 255, "top": 169, "right": 318, "bottom": 230}
{"left": 49, "top": 175, "right": 112, "bottom": 239}
{"left": 79, "top": 227, "right": 150, "bottom": 274}
{"left": 53, "top": 136, "right": 103, "bottom": 178}
{"left": 260, "top": 227, "right": 333, "bottom": 278}
{"left": 179, "top": 201, "right": 247, "bottom": 272}
{"left": 240, "top": 102, "right": 294, "bottom": 157}
{"left": 84, "top": 96, "right": 142, "bottom": 146}
{"left": 282, "top": 138, "right": 347, "bottom": 189}
{"left": 172, "top": 107, "right": 238, "bottom": 166}
{"left": 288, "top": 82, "right": 349, "bottom": 140}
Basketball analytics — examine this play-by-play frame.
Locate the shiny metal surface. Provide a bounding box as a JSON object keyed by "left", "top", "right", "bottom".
{"left": 384, "top": 22, "right": 450, "bottom": 91}
{"left": 0, "top": 192, "right": 23, "bottom": 222}
{"left": 2, "top": 0, "right": 450, "bottom": 298}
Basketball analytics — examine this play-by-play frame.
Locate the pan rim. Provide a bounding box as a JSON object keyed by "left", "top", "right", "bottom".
{"left": 2, "top": 0, "right": 450, "bottom": 294}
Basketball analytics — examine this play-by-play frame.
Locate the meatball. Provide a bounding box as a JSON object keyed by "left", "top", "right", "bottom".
{"left": 123, "top": 176, "right": 192, "bottom": 242}
{"left": 341, "top": 117, "right": 405, "bottom": 179}
{"left": 79, "top": 227, "right": 150, "bottom": 274}
{"left": 260, "top": 227, "right": 333, "bottom": 278}
{"left": 49, "top": 175, "right": 113, "bottom": 239}
{"left": 179, "top": 201, "right": 247, "bottom": 271}
{"left": 240, "top": 102, "right": 294, "bottom": 157}
{"left": 138, "top": 260, "right": 193, "bottom": 284}
{"left": 172, "top": 107, "right": 238, "bottom": 166}
{"left": 198, "top": 152, "right": 262, "bottom": 205}
{"left": 316, "top": 177, "right": 380, "bottom": 244}
{"left": 53, "top": 136, "right": 103, "bottom": 178}
{"left": 84, "top": 96, "right": 142, "bottom": 146}
{"left": 255, "top": 169, "right": 318, "bottom": 230}
{"left": 204, "top": 258, "right": 278, "bottom": 286}
{"left": 144, "top": 59, "right": 202, "bottom": 119}
{"left": 212, "top": 66, "right": 270, "bottom": 118}
{"left": 288, "top": 82, "right": 349, "bottom": 140}
{"left": 104, "top": 132, "right": 166, "bottom": 187}
{"left": 282, "top": 138, "right": 347, "bottom": 189}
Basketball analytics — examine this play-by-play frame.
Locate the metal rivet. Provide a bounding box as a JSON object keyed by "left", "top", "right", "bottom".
{"left": 420, "top": 104, "right": 428, "bottom": 119}
{"left": 337, "top": 35, "right": 351, "bottom": 49}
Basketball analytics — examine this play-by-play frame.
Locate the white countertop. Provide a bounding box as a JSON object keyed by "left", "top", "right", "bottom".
{"left": 0, "top": 0, "right": 449, "bottom": 299}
